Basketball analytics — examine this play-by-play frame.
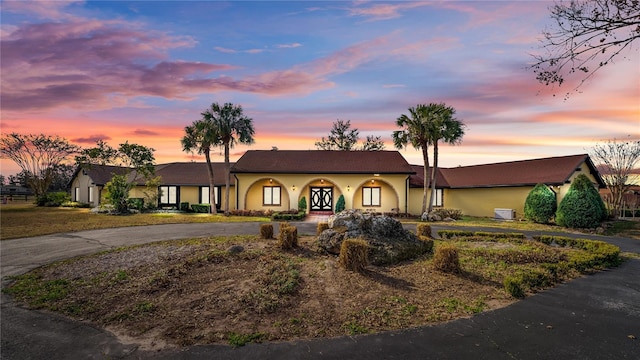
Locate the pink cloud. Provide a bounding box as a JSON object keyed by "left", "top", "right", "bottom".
{"left": 132, "top": 129, "right": 160, "bottom": 136}
{"left": 276, "top": 43, "right": 302, "bottom": 49}
{"left": 348, "top": 2, "right": 430, "bottom": 21}
{"left": 2, "top": 0, "right": 82, "bottom": 21}
{"left": 1, "top": 19, "right": 233, "bottom": 111}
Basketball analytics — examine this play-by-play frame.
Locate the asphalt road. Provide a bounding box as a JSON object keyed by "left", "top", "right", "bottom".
{"left": 1, "top": 222, "right": 639, "bottom": 359}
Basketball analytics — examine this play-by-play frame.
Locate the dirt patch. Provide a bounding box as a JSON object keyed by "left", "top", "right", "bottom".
{"left": 13, "top": 236, "right": 516, "bottom": 349}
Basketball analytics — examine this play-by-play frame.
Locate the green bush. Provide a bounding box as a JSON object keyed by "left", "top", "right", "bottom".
{"left": 503, "top": 276, "right": 525, "bottom": 298}
{"left": 335, "top": 194, "right": 345, "bottom": 213}
{"left": 180, "top": 202, "right": 190, "bottom": 212}
{"left": 36, "top": 192, "right": 71, "bottom": 207}
{"left": 524, "top": 183, "right": 557, "bottom": 224}
{"left": 298, "top": 196, "right": 307, "bottom": 211}
{"left": 437, "top": 230, "right": 474, "bottom": 239}
{"left": 191, "top": 204, "right": 211, "bottom": 213}
{"left": 127, "top": 198, "right": 144, "bottom": 211}
{"left": 556, "top": 174, "right": 607, "bottom": 228}
{"left": 104, "top": 174, "right": 133, "bottom": 213}
{"left": 272, "top": 211, "right": 306, "bottom": 221}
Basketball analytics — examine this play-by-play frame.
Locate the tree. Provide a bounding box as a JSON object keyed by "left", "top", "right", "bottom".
{"left": 203, "top": 102, "right": 255, "bottom": 216}
{"left": 532, "top": 0, "right": 640, "bottom": 97}
{"left": 556, "top": 174, "right": 607, "bottom": 228}
{"left": 524, "top": 183, "right": 558, "bottom": 224}
{"left": 393, "top": 105, "right": 433, "bottom": 214}
{"left": 181, "top": 117, "right": 220, "bottom": 214}
{"left": 361, "top": 135, "right": 386, "bottom": 151}
{"left": 315, "top": 119, "right": 359, "bottom": 151}
{"left": 590, "top": 137, "right": 640, "bottom": 218}
{"left": 48, "top": 164, "right": 76, "bottom": 192}
{"left": 335, "top": 194, "right": 346, "bottom": 213}
{"left": 0, "top": 175, "right": 5, "bottom": 186}
{"left": 425, "top": 103, "right": 465, "bottom": 213}
{"left": 0, "top": 133, "right": 79, "bottom": 198}
{"left": 76, "top": 140, "right": 156, "bottom": 213}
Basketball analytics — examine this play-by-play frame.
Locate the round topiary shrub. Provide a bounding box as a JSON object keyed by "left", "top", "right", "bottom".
{"left": 523, "top": 183, "right": 557, "bottom": 224}
{"left": 556, "top": 174, "right": 607, "bottom": 228}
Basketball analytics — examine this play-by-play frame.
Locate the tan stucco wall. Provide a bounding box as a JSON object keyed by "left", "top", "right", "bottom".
{"left": 408, "top": 164, "right": 603, "bottom": 218}
{"left": 235, "top": 173, "right": 409, "bottom": 213}
{"left": 70, "top": 171, "right": 102, "bottom": 206}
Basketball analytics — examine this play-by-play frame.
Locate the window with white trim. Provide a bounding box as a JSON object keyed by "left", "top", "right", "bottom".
{"left": 74, "top": 187, "right": 80, "bottom": 202}
{"left": 362, "top": 187, "right": 381, "bottom": 206}
{"left": 200, "top": 186, "right": 219, "bottom": 205}
{"left": 263, "top": 186, "right": 281, "bottom": 206}
{"left": 88, "top": 187, "right": 94, "bottom": 203}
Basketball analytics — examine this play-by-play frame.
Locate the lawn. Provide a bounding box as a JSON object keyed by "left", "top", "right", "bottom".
{"left": 3, "top": 231, "right": 621, "bottom": 349}
{"left": 0, "top": 204, "right": 269, "bottom": 240}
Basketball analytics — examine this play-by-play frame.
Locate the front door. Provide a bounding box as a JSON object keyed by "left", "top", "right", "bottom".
{"left": 310, "top": 187, "right": 333, "bottom": 212}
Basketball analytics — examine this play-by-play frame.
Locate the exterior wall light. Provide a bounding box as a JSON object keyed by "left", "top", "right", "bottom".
{"left": 347, "top": 185, "right": 351, "bottom": 192}
{"left": 292, "top": 185, "right": 296, "bottom": 191}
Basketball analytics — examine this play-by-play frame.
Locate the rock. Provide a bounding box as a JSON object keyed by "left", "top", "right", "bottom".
{"left": 318, "top": 209, "right": 433, "bottom": 265}
{"left": 596, "top": 226, "right": 605, "bottom": 235}
{"left": 421, "top": 211, "right": 442, "bottom": 222}
{"left": 443, "top": 217, "right": 456, "bottom": 222}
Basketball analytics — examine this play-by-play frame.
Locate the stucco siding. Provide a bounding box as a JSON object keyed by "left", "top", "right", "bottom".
{"left": 444, "top": 187, "right": 533, "bottom": 218}
{"left": 236, "top": 173, "right": 408, "bottom": 213}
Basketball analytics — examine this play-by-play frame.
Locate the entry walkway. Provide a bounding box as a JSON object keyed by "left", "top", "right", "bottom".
{"left": 1, "top": 223, "right": 639, "bottom": 359}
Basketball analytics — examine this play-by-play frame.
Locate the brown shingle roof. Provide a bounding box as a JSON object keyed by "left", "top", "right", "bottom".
{"left": 437, "top": 154, "right": 604, "bottom": 188}
{"left": 79, "top": 165, "right": 131, "bottom": 186}
{"left": 409, "top": 165, "right": 450, "bottom": 188}
{"left": 232, "top": 150, "right": 415, "bottom": 174}
{"left": 155, "top": 162, "right": 232, "bottom": 186}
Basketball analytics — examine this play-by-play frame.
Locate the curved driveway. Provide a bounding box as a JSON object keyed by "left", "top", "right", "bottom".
{"left": 1, "top": 222, "right": 639, "bottom": 359}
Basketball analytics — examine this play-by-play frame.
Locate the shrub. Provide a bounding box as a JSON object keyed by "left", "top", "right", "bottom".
{"left": 504, "top": 276, "right": 525, "bottom": 298}
{"left": 272, "top": 211, "right": 306, "bottom": 221}
{"left": 191, "top": 204, "right": 211, "bottom": 213}
{"left": 317, "top": 222, "right": 329, "bottom": 235}
{"left": 298, "top": 196, "right": 307, "bottom": 211}
{"left": 260, "top": 224, "right": 274, "bottom": 239}
{"left": 437, "top": 230, "right": 474, "bottom": 239}
{"left": 104, "top": 174, "right": 133, "bottom": 213}
{"left": 416, "top": 223, "right": 432, "bottom": 238}
{"left": 432, "top": 208, "right": 463, "bottom": 220}
{"left": 339, "top": 238, "right": 369, "bottom": 272}
{"left": 180, "top": 202, "right": 190, "bottom": 212}
{"left": 278, "top": 222, "right": 298, "bottom": 250}
{"left": 524, "top": 183, "right": 557, "bottom": 224}
{"left": 335, "top": 195, "right": 345, "bottom": 213}
{"left": 418, "top": 236, "right": 435, "bottom": 253}
{"left": 556, "top": 174, "right": 607, "bottom": 228}
{"left": 36, "top": 192, "right": 71, "bottom": 207}
{"left": 127, "top": 198, "right": 144, "bottom": 211}
{"left": 432, "top": 245, "right": 461, "bottom": 273}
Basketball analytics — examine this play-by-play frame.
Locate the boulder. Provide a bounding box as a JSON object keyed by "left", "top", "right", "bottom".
{"left": 318, "top": 209, "right": 432, "bottom": 265}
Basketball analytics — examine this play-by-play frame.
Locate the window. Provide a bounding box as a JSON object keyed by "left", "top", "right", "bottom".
{"left": 74, "top": 187, "right": 80, "bottom": 202}
{"left": 431, "top": 189, "right": 443, "bottom": 207}
{"left": 263, "top": 186, "right": 281, "bottom": 206}
{"left": 88, "top": 187, "right": 94, "bottom": 203}
{"left": 362, "top": 187, "right": 381, "bottom": 206}
{"left": 199, "top": 186, "right": 219, "bottom": 205}
{"left": 159, "top": 186, "right": 178, "bottom": 205}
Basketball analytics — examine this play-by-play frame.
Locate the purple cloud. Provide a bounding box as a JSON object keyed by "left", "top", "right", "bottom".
{"left": 132, "top": 129, "right": 160, "bottom": 136}
{"left": 72, "top": 134, "right": 112, "bottom": 144}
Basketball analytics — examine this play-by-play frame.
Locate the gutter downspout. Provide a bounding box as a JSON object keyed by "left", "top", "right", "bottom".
{"left": 405, "top": 176, "right": 410, "bottom": 215}
{"left": 234, "top": 174, "right": 239, "bottom": 210}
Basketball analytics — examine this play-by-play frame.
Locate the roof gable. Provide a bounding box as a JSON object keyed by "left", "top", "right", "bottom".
{"left": 232, "top": 150, "right": 414, "bottom": 174}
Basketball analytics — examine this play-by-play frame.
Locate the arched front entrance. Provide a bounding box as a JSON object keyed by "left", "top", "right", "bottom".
{"left": 309, "top": 186, "right": 333, "bottom": 212}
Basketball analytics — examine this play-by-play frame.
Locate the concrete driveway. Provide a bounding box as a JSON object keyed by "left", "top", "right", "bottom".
{"left": 1, "top": 222, "right": 639, "bottom": 359}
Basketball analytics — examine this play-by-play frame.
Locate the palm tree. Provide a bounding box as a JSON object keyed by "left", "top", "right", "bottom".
{"left": 203, "top": 102, "right": 255, "bottom": 216}
{"left": 426, "top": 103, "right": 465, "bottom": 213}
{"left": 393, "top": 104, "right": 433, "bottom": 214}
{"left": 181, "top": 117, "right": 220, "bottom": 214}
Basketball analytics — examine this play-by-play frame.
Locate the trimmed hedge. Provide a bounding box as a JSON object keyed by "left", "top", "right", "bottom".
{"left": 191, "top": 204, "right": 211, "bottom": 213}
{"left": 437, "top": 230, "right": 525, "bottom": 240}
{"left": 339, "top": 238, "right": 369, "bottom": 272}
{"left": 272, "top": 211, "right": 306, "bottom": 221}
{"left": 259, "top": 224, "right": 274, "bottom": 239}
{"left": 416, "top": 223, "right": 432, "bottom": 238}
{"left": 180, "top": 202, "right": 190, "bottom": 212}
{"left": 278, "top": 222, "right": 298, "bottom": 250}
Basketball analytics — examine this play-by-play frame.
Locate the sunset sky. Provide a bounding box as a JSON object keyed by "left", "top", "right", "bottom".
{"left": 1, "top": 0, "right": 638, "bottom": 177}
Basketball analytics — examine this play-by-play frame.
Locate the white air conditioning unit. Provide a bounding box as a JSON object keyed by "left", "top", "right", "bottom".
{"left": 494, "top": 208, "right": 516, "bottom": 220}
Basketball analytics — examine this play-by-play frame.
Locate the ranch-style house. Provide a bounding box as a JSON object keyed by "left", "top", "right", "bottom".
{"left": 69, "top": 150, "right": 605, "bottom": 219}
